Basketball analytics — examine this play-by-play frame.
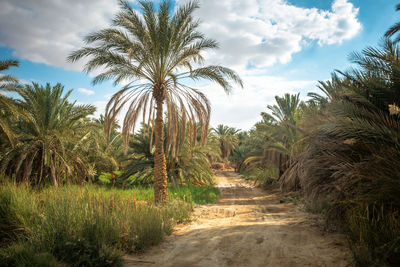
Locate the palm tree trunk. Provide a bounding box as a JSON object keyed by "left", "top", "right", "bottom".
{"left": 50, "top": 159, "right": 58, "bottom": 187}
{"left": 154, "top": 99, "right": 168, "bottom": 204}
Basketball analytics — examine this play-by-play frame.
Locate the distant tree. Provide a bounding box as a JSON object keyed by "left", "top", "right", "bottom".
{"left": 212, "top": 124, "right": 240, "bottom": 160}
{"left": 83, "top": 115, "right": 125, "bottom": 174}
{"left": 244, "top": 94, "right": 304, "bottom": 178}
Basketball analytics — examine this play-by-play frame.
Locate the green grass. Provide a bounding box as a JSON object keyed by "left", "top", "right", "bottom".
{"left": 0, "top": 183, "right": 218, "bottom": 266}
{"left": 94, "top": 184, "right": 220, "bottom": 205}
{"left": 241, "top": 167, "right": 279, "bottom": 186}
{"left": 170, "top": 185, "right": 220, "bottom": 204}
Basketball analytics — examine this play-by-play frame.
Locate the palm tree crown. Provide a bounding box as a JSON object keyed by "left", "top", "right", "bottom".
{"left": 68, "top": 0, "right": 243, "bottom": 203}
{"left": 0, "top": 59, "right": 20, "bottom": 146}
{"left": 0, "top": 83, "right": 95, "bottom": 186}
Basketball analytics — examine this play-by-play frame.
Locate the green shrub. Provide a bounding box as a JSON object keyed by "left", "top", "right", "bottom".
{"left": 242, "top": 167, "right": 279, "bottom": 186}
{"left": 0, "top": 242, "right": 59, "bottom": 267}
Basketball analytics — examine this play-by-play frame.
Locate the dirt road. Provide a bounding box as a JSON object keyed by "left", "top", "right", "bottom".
{"left": 125, "top": 171, "right": 352, "bottom": 267}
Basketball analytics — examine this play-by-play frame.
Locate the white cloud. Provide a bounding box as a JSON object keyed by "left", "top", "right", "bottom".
{"left": 76, "top": 100, "right": 107, "bottom": 118}
{"left": 93, "top": 101, "right": 108, "bottom": 118}
{"left": 201, "top": 74, "right": 317, "bottom": 130}
{"left": 0, "top": 0, "right": 361, "bottom": 129}
{"left": 18, "top": 79, "right": 31, "bottom": 85}
{"left": 0, "top": 0, "right": 360, "bottom": 72}
{"left": 78, "top": 88, "right": 95, "bottom": 95}
{"left": 177, "top": 0, "right": 361, "bottom": 70}
{"left": 0, "top": 0, "right": 119, "bottom": 71}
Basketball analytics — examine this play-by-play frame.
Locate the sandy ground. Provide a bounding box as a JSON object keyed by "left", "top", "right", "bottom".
{"left": 124, "top": 171, "right": 352, "bottom": 267}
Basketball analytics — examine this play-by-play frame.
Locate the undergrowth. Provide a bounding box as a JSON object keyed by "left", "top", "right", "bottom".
{"left": 0, "top": 183, "right": 216, "bottom": 266}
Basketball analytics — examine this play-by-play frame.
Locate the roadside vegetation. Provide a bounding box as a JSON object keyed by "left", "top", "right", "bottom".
{"left": 228, "top": 11, "right": 400, "bottom": 266}
{"left": 0, "top": 183, "right": 192, "bottom": 266}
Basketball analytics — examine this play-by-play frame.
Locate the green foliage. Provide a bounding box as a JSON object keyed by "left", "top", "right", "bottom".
{"left": 91, "top": 181, "right": 220, "bottom": 205}
{"left": 242, "top": 167, "right": 279, "bottom": 186}
{"left": 169, "top": 185, "right": 220, "bottom": 204}
{"left": 0, "top": 183, "right": 193, "bottom": 266}
{"left": 82, "top": 115, "right": 125, "bottom": 177}
{"left": 0, "top": 243, "right": 59, "bottom": 267}
{"left": 230, "top": 92, "right": 305, "bottom": 188}
{"left": 0, "top": 59, "right": 22, "bottom": 148}
{"left": 212, "top": 124, "right": 240, "bottom": 160}
{"left": 0, "top": 83, "right": 96, "bottom": 186}
{"left": 121, "top": 124, "right": 216, "bottom": 186}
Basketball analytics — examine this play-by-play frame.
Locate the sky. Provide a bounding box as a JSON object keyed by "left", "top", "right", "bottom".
{"left": 0, "top": 0, "right": 398, "bottom": 130}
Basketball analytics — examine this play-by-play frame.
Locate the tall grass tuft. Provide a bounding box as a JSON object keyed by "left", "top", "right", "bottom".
{"left": 0, "top": 184, "right": 193, "bottom": 266}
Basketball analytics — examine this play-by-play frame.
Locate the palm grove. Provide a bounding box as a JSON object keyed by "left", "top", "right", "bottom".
{"left": 1, "top": 0, "right": 400, "bottom": 266}
{"left": 1, "top": 0, "right": 242, "bottom": 202}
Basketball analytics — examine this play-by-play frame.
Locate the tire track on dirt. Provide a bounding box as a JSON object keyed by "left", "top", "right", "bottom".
{"left": 124, "top": 171, "right": 352, "bottom": 267}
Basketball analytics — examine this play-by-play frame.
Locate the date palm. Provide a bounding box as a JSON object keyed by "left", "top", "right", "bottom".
{"left": 0, "top": 59, "right": 20, "bottom": 146}
{"left": 68, "top": 0, "right": 243, "bottom": 203}
{"left": 212, "top": 124, "right": 240, "bottom": 160}
{"left": 0, "top": 83, "right": 95, "bottom": 186}
{"left": 245, "top": 94, "right": 304, "bottom": 178}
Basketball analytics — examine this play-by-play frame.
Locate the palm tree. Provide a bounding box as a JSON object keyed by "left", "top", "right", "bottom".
{"left": 245, "top": 94, "right": 304, "bottom": 178}
{"left": 307, "top": 73, "right": 345, "bottom": 108}
{"left": 68, "top": 0, "right": 243, "bottom": 203}
{"left": 0, "top": 60, "right": 19, "bottom": 88}
{"left": 212, "top": 124, "right": 240, "bottom": 160}
{"left": 83, "top": 115, "right": 125, "bottom": 175}
{"left": 266, "top": 93, "right": 302, "bottom": 124}
{"left": 0, "top": 59, "right": 20, "bottom": 146}
{"left": 0, "top": 83, "right": 95, "bottom": 186}
{"left": 385, "top": 4, "right": 400, "bottom": 42}
{"left": 120, "top": 121, "right": 215, "bottom": 187}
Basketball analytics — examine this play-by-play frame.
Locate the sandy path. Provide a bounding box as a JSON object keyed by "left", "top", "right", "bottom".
{"left": 124, "top": 171, "right": 352, "bottom": 267}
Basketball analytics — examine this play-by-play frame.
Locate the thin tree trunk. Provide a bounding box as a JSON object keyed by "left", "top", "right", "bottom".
{"left": 153, "top": 99, "right": 168, "bottom": 204}
{"left": 50, "top": 158, "right": 58, "bottom": 187}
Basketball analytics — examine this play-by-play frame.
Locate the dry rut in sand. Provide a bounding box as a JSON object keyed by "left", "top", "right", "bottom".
{"left": 124, "top": 171, "right": 352, "bottom": 267}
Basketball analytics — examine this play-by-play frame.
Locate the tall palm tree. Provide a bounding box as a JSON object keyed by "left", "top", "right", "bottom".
{"left": 0, "top": 83, "right": 95, "bottom": 186}
{"left": 0, "top": 59, "right": 20, "bottom": 146}
{"left": 212, "top": 124, "right": 240, "bottom": 160}
{"left": 385, "top": 4, "right": 400, "bottom": 42}
{"left": 68, "top": 0, "right": 243, "bottom": 203}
